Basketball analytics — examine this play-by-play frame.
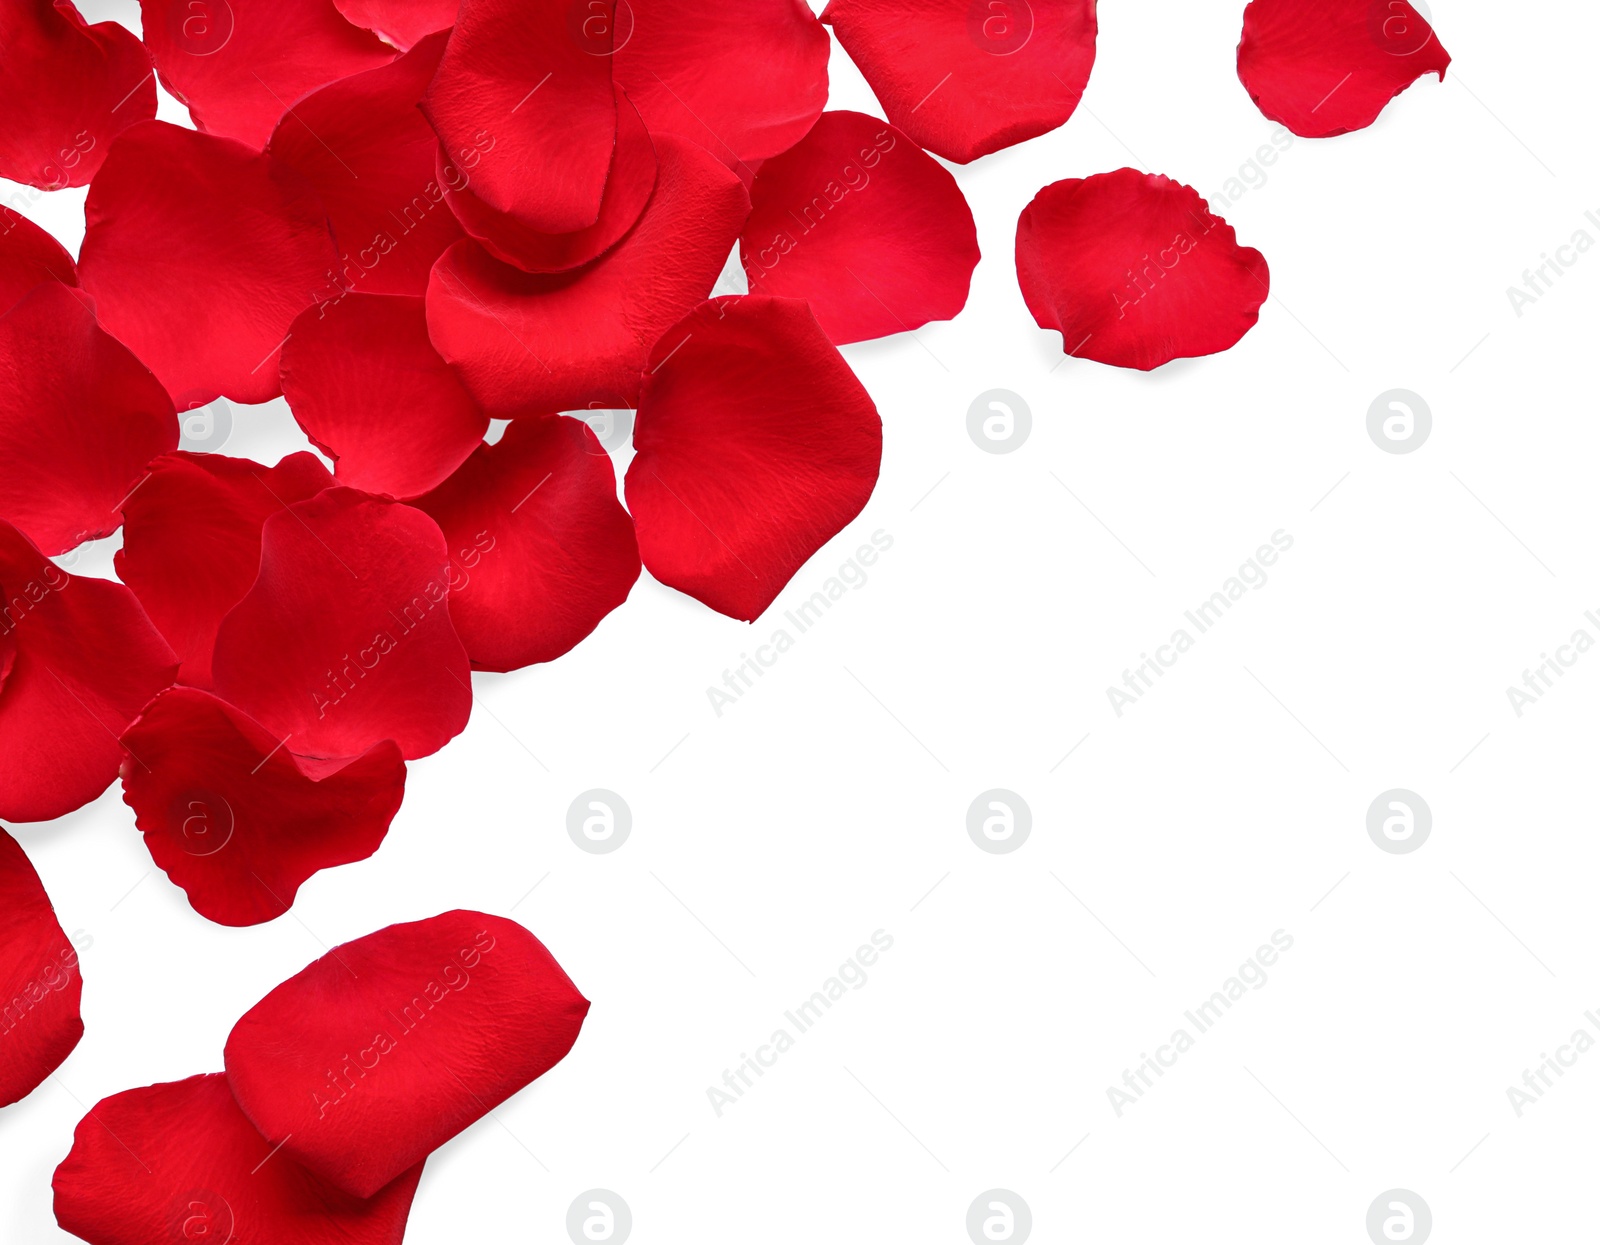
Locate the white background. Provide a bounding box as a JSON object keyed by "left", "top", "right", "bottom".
{"left": 3, "top": 0, "right": 1597, "bottom": 1241}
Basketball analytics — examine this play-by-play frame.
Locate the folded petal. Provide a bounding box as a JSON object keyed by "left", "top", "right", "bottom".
{"left": 427, "top": 134, "right": 748, "bottom": 413}
{"left": 822, "top": 0, "right": 1096, "bottom": 163}
{"left": 626, "top": 296, "right": 881, "bottom": 621}
{"left": 0, "top": 282, "right": 176, "bottom": 556}
{"left": 211, "top": 488, "right": 471, "bottom": 761}
{"left": 0, "top": 828, "right": 83, "bottom": 1106}
{"left": 1015, "top": 168, "right": 1270, "bottom": 371}
{"left": 742, "top": 110, "right": 978, "bottom": 344}
{"left": 225, "top": 911, "right": 589, "bottom": 1198}
{"left": 335, "top": 0, "right": 456, "bottom": 49}
{"left": 0, "top": 206, "right": 78, "bottom": 316}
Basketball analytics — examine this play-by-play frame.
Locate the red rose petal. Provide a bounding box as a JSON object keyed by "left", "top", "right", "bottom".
{"left": 741, "top": 110, "right": 979, "bottom": 344}
{"left": 0, "top": 521, "right": 177, "bottom": 822}
{"left": 120, "top": 687, "right": 405, "bottom": 927}
{"left": 822, "top": 0, "right": 1097, "bottom": 163}
{"left": 0, "top": 0, "right": 156, "bottom": 189}
{"left": 0, "top": 828, "right": 83, "bottom": 1106}
{"left": 211, "top": 488, "right": 471, "bottom": 761}
{"left": 0, "top": 206, "right": 78, "bottom": 316}
{"left": 614, "top": 0, "right": 829, "bottom": 166}
{"left": 1238, "top": 0, "right": 1450, "bottom": 137}
{"left": 626, "top": 296, "right": 882, "bottom": 621}
{"left": 52, "top": 1073, "right": 423, "bottom": 1245}
{"left": 115, "top": 452, "right": 334, "bottom": 689}
{"left": 225, "top": 910, "right": 589, "bottom": 1198}
{"left": 79, "top": 121, "right": 344, "bottom": 406}
{"left": 138, "top": 0, "right": 396, "bottom": 150}
{"left": 1015, "top": 168, "right": 1270, "bottom": 371}
{"left": 413, "top": 417, "right": 639, "bottom": 671}
{"left": 280, "top": 294, "right": 489, "bottom": 498}
{"left": 335, "top": 0, "right": 456, "bottom": 50}
{"left": 0, "top": 282, "right": 176, "bottom": 556}
{"left": 427, "top": 134, "right": 749, "bottom": 414}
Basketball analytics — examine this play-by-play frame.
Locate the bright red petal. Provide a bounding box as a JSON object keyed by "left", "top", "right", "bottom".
{"left": 822, "top": 0, "right": 1096, "bottom": 163}
{"left": 211, "top": 488, "right": 471, "bottom": 761}
{"left": 0, "top": 828, "right": 83, "bottom": 1106}
{"left": 742, "top": 110, "right": 978, "bottom": 344}
{"left": 626, "top": 296, "right": 881, "bottom": 621}
{"left": 52, "top": 1074, "right": 423, "bottom": 1245}
{"left": 0, "top": 206, "right": 78, "bottom": 316}
{"left": 0, "top": 282, "right": 176, "bottom": 556}
{"left": 427, "top": 134, "right": 748, "bottom": 413}
{"left": 280, "top": 294, "right": 489, "bottom": 498}
{"left": 1015, "top": 168, "right": 1270, "bottom": 371}
{"left": 335, "top": 0, "right": 456, "bottom": 49}
{"left": 225, "top": 911, "right": 589, "bottom": 1198}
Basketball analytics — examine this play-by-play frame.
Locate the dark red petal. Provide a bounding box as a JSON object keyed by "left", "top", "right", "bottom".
{"left": 0, "top": 1, "right": 155, "bottom": 189}
{"left": 1015, "top": 168, "right": 1270, "bottom": 371}
{"left": 0, "top": 521, "right": 177, "bottom": 822}
{"left": 615, "top": 0, "right": 828, "bottom": 166}
{"left": 280, "top": 294, "right": 489, "bottom": 498}
{"left": 267, "top": 31, "right": 464, "bottom": 297}
{"left": 413, "top": 417, "right": 639, "bottom": 671}
{"left": 0, "top": 206, "right": 78, "bottom": 316}
{"left": 822, "top": 0, "right": 1096, "bottom": 163}
{"left": 421, "top": 0, "right": 616, "bottom": 234}
{"left": 52, "top": 1074, "right": 422, "bottom": 1245}
{"left": 626, "top": 296, "right": 881, "bottom": 621}
{"left": 741, "top": 110, "right": 978, "bottom": 344}
{"left": 79, "top": 121, "right": 344, "bottom": 406}
{"left": 427, "top": 134, "right": 748, "bottom": 413}
{"left": 0, "top": 828, "right": 83, "bottom": 1106}
{"left": 211, "top": 488, "right": 471, "bottom": 761}
{"left": 225, "top": 911, "right": 589, "bottom": 1198}
{"left": 1238, "top": 0, "right": 1450, "bottom": 137}
{"left": 119, "top": 687, "right": 405, "bottom": 927}
{"left": 137, "top": 0, "right": 395, "bottom": 149}
{"left": 0, "top": 282, "right": 176, "bottom": 556}
{"left": 335, "top": 0, "right": 456, "bottom": 49}
{"left": 441, "top": 85, "right": 656, "bottom": 274}
{"left": 115, "top": 452, "right": 334, "bottom": 689}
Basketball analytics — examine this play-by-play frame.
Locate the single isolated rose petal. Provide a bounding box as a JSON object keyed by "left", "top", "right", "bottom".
{"left": 627, "top": 297, "right": 882, "bottom": 621}
{"left": 225, "top": 910, "right": 589, "bottom": 1198}
{"left": 427, "top": 134, "right": 749, "bottom": 413}
{"left": 52, "top": 1074, "right": 423, "bottom": 1245}
{"left": 421, "top": 0, "right": 617, "bottom": 234}
{"left": 211, "top": 488, "right": 471, "bottom": 761}
{"left": 615, "top": 0, "right": 829, "bottom": 166}
{"left": 0, "top": 521, "right": 177, "bottom": 823}
{"left": 281, "top": 294, "right": 489, "bottom": 498}
{"left": 414, "top": 417, "right": 639, "bottom": 671}
{"left": 79, "top": 121, "right": 344, "bottom": 406}
{"left": 0, "top": 0, "right": 156, "bottom": 189}
{"left": 138, "top": 0, "right": 396, "bottom": 149}
{"left": 742, "top": 111, "right": 978, "bottom": 344}
{"left": 268, "top": 31, "right": 464, "bottom": 297}
{"left": 0, "top": 282, "right": 176, "bottom": 556}
{"left": 336, "top": 0, "right": 457, "bottom": 50}
{"left": 0, "top": 828, "right": 83, "bottom": 1107}
{"left": 822, "top": 0, "right": 1096, "bottom": 163}
{"left": 1238, "top": 0, "right": 1450, "bottom": 137}
{"left": 115, "top": 452, "right": 334, "bottom": 689}
{"left": 0, "top": 207, "right": 78, "bottom": 316}
{"left": 1015, "top": 168, "right": 1270, "bottom": 371}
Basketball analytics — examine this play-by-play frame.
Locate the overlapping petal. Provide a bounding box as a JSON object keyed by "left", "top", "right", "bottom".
{"left": 0, "top": 207, "right": 78, "bottom": 316}
{"left": 335, "top": 0, "right": 457, "bottom": 50}
{"left": 0, "top": 828, "right": 83, "bottom": 1107}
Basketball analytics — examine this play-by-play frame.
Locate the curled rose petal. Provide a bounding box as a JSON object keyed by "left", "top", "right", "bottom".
{"left": 0, "top": 206, "right": 78, "bottom": 316}
{"left": 52, "top": 1074, "right": 423, "bottom": 1245}
{"left": 1238, "top": 0, "right": 1450, "bottom": 137}
{"left": 0, "top": 0, "right": 156, "bottom": 189}
{"left": 335, "top": 0, "right": 457, "bottom": 50}
{"left": 280, "top": 294, "right": 489, "bottom": 498}
{"left": 427, "top": 134, "right": 749, "bottom": 414}
{"left": 225, "top": 910, "right": 589, "bottom": 1198}
{"left": 414, "top": 417, "right": 640, "bottom": 671}
{"left": 626, "top": 297, "right": 882, "bottom": 621}
{"left": 79, "top": 121, "right": 344, "bottom": 406}
{"left": 0, "top": 828, "right": 83, "bottom": 1107}
{"left": 1015, "top": 168, "right": 1270, "bottom": 371}
{"left": 120, "top": 687, "right": 405, "bottom": 927}
{"left": 741, "top": 110, "right": 979, "bottom": 344}
{"left": 0, "top": 282, "right": 176, "bottom": 556}
{"left": 211, "top": 488, "right": 471, "bottom": 761}
{"left": 822, "top": 0, "right": 1097, "bottom": 163}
